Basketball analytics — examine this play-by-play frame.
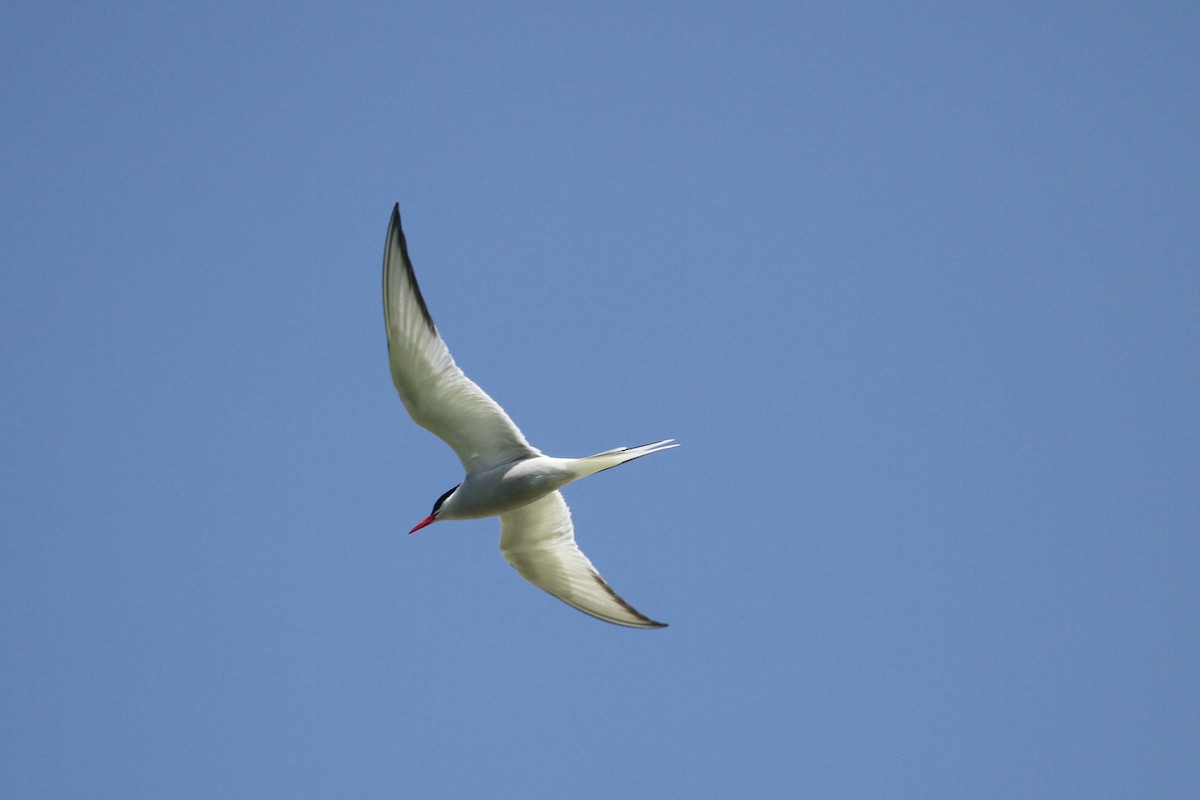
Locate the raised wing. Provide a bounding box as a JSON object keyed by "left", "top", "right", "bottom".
{"left": 383, "top": 204, "right": 540, "bottom": 473}
{"left": 499, "top": 492, "right": 667, "bottom": 629}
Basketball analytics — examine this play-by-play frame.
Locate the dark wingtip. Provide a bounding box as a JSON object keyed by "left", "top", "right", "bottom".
{"left": 591, "top": 572, "right": 668, "bottom": 629}
{"left": 389, "top": 203, "right": 402, "bottom": 237}
{"left": 383, "top": 203, "right": 438, "bottom": 335}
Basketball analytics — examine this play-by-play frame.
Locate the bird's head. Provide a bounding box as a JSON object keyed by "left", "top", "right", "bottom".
{"left": 408, "top": 484, "right": 459, "bottom": 534}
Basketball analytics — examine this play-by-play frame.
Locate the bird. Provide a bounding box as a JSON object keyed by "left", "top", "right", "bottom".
{"left": 382, "top": 203, "right": 675, "bottom": 628}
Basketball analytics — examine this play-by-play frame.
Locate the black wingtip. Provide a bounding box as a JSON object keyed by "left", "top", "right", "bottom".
{"left": 591, "top": 573, "right": 669, "bottom": 629}
{"left": 383, "top": 203, "right": 438, "bottom": 335}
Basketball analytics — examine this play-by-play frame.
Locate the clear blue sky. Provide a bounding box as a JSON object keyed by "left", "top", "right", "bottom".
{"left": 3, "top": 2, "right": 1197, "bottom": 797}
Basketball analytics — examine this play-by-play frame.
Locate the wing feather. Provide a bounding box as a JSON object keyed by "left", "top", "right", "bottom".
{"left": 499, "top": 492, "right": 667, "bottom": 629}
{"left": 382, "top": 204, "right": 540, "bottom": 472}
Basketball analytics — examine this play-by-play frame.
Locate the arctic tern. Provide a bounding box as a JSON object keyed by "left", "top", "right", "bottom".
{"left": 382, "top": 204, "right": 674, "bottom": 628}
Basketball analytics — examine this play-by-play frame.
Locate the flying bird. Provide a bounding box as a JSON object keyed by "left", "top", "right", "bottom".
{"left": 382, "top": 204, "right": 674, "bottom": 628}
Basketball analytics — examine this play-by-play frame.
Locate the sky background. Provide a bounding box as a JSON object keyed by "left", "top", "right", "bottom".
{"left": 3, "top": 2, "right": 1198, "bottom": 797}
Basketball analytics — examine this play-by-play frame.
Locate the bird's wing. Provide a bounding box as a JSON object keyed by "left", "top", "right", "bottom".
{"left": 383, "top": 204, "right": 541, "bottom": 473}
{"left": 499, "top": 491, "right": 667, "bottom": 629}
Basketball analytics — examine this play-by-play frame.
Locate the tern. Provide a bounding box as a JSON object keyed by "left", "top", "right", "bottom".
{"left": 382, "top": 204, "right": 675, "bottom": 628}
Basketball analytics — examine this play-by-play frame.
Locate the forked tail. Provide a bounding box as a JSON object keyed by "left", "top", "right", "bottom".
{"left": 574, "top": 439, "right": 679, "bottom": 477}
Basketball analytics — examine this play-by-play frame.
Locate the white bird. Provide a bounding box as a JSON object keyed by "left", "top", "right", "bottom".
{"left": 382, "top": 204, "right": 675, "bottom": 628}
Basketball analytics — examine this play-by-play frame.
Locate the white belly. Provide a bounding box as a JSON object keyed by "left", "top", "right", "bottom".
{"left": 438, "top": 457, "right": 576, "bottom": 520}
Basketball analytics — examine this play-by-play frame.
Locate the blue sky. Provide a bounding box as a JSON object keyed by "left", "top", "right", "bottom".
{"left": 3, "top": 2, "right": 1197, "bottom": 797}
